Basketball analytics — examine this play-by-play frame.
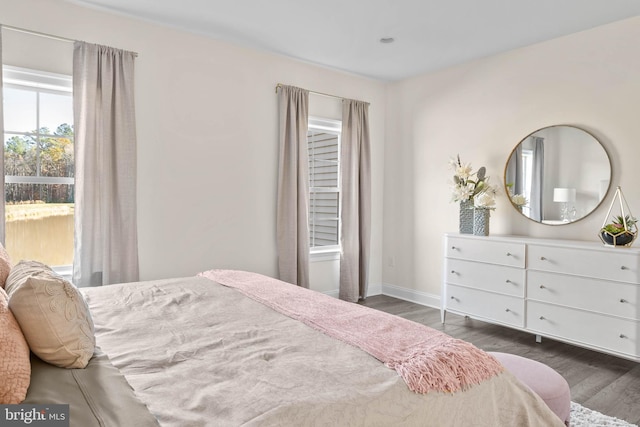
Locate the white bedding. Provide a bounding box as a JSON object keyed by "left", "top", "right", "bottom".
{"left": 82, "top": 275, "right": 564, "bottom": 426}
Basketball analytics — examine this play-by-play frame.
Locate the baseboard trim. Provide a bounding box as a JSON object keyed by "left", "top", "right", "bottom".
{"left": 322, "top": 289, "right": 340, "bottom": 298}
{"left": 322, "top": 282, "right": 383, "bottom": 299}
{"left": 367, "top": 282, "right": 383, "bottom": 296}
{"left": 380, "top": 283, "right": 441, "bottom": 309}
{"left": 321, "top": 283, "right": 438, "bottom": 308}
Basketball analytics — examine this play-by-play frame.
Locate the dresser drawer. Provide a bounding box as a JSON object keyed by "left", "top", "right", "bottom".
{"left": 446, "top": 236, "right": 525, "bottom": 268}
{"left": 528, "top": 244, "right": 640, "bottom": 284}
{"left": 527, "top": 301, "right": 639, "bottom": 358}
{"left": 527, "top": 270, "right": 639, "bottom": 320}
{"left": 446, "top": 285, "right": 524, "bottom": 328}
{"left": 446, "top": 258, "right": 525, "bottom": 297}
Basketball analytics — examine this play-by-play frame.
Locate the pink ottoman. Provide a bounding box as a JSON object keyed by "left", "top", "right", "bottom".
{"left": 489, "top": 352, "right": 571, "bottom": 425}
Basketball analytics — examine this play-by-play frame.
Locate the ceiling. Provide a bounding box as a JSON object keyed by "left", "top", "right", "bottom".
{"left": 68, "top": 0, "right": 640, "bottom": 81}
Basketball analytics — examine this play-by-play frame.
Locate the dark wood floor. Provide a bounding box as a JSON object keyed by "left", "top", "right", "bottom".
{"left": 359, "top": 295, "right": 640, "bottom": 425}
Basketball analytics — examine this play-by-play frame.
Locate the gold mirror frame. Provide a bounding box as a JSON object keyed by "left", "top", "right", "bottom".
{"left": 504, "top": 125, "right": 612, "bottom": 225}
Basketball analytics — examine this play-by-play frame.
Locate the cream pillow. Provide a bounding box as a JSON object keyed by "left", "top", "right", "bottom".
{"left": 0, "top": 287, "right": 31, "bottom": 403}
{"left": 8, "top": 262, "right": 96, "bottom": 369}
{"left": 0, "top": 243, "right": 12, "bottom": 289}
{"left": 5, "top": 260, "right": 55, "bottom": 296}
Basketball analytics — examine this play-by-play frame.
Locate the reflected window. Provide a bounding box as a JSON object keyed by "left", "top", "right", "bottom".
{"left": 521, "top": 149, "right": 533, "bottom": 218}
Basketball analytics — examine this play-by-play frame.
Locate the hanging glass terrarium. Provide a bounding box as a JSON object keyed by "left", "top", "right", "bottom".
{"left": 599, "top": 186, "right": 638, "bottom": 247}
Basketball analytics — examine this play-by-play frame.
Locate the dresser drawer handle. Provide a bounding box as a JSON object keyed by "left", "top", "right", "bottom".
{"left": 620, "top": 299, "right": 628, "bottom": 303}
{"left": 451, "top": 246, "right": 458, "bottom": 250}
{"left": 505, "top": 308, "right": 510, "bottom": 313}
{"left": 505, "top": 279, "right": 512, "bottom": 284}
{"left": 450, "top": 270, "right": 457, "bottom": 274}
{"left": 539, "top": 316, "right": 545, "bottom": 320}
{"left": 620, "top": 334, "right": 628, "bottom": 339}
{"left": 621, "top": 266, "right": 628, "bottom": 270}
{"left": 506, "top": 252, "right": 512, "bottom": 257}
{"left": 539, "top": 285, "right": 546, "bottom": 289}
{"left": 540, "top": 256, "right": 547, "bottom": 261}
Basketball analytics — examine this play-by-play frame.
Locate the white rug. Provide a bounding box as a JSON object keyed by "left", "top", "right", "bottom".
{"left": 571, "top": 402, "right": 638, "bottom": 427}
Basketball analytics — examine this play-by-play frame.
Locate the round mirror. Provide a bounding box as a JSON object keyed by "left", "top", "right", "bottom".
{"left": 504, "top": 125, "right": 611, "bottom": 225}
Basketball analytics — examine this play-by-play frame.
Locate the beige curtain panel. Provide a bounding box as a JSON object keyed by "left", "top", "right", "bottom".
{"left": 339, "top": 99, "right": 371, "bottom": 302}
{"left": 276, "top": 85, "right": 310, "bottom": 288}
{"left": 72, "top": 41, "right": 139, "bottom": 287}
{"left": 0, "top": 29, "right": 5, "bottom": 245}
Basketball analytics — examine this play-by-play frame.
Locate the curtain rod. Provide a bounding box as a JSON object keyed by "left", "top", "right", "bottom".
{"left": 2, "top": 24, "right": 75, "bottom": 44}
{"left": 275, "top": 83, "right": 343, "bottom": 100}
{"left": 275, "top": 83, "right": 369, "bottom": 105}
{"left": 1, "top": 24, "right": 139, "bottom": 57}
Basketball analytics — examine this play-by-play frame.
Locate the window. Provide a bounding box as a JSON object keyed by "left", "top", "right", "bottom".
{"left": 308, "top": 117, "right": 341, "bottom": 255}
{"left": 3, "top": 66, "right": 74, "bottom": 271}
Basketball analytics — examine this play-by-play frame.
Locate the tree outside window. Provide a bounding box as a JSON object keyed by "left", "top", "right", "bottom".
{"left": 3, "top": 66, "right": 74, "bottom": 269}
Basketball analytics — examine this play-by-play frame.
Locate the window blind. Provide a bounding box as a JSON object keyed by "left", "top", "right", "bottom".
{"left": 308, "top": 129, "right": 339, "bottom": 248}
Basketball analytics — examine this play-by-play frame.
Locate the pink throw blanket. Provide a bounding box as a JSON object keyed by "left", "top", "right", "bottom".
{"left": 198, "top": 269, "right": 503, "bottom": 394}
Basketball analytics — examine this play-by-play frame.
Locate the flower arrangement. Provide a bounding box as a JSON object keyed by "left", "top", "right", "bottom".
{"left": 449, "top": 155, "right": 496, "bottom": 203}
{"left": 505, "top": 183, "right": 527, "bottom": 210}
{"left": 510, "top": 194, "right": 528, "bottom": 208}
{"left": 449, "top": 155, "right": 498, "bottom": 235}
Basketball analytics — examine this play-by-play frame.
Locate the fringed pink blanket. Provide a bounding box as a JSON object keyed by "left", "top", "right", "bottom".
{"left": 198, "top": 269, "right": 503, "bottom": 394}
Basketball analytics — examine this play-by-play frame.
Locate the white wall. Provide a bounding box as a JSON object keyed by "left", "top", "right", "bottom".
{"left": 5, "top": 1, "right": 639, "bottom": 303}
{"left": 0, "top": 0, "right": 386, "bottom": 294}
{"left": 383, "top": 16, "right": 640, "bottom": 305}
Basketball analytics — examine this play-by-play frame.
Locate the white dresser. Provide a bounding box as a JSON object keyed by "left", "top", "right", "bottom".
{"left": 442, "top": 233, "right": 640, "bottom": 362}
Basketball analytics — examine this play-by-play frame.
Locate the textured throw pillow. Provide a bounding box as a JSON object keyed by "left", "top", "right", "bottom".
{"left": 0, "top": 287, "right": 31, "bottom": 403}
{"left": 0, "top": 243, "right": 12, "bottom": 289}
{"left": 5, "top": 260, "right": 55, "bottom": 296}
{"left": 8, "top": 261, "right": 96, "bottom": 369}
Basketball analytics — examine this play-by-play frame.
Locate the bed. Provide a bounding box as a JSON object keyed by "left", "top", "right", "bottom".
{"left": 18, "top": 269, "right": 564, "bottom": 426}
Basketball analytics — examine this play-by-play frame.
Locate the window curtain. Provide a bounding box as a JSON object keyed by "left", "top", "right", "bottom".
{"left": 0, "top": 29, "right": 5, "bottom": 245}
{"left": 72, "top": 42, "right": 139, "bottom": 287}
{"left": 339, "top": 100, "right": 371, "bottom": 302}
{"left": 530, "top": 136, "right": 545, "bottom": 222}
{"left": 276, "top": 85, "right": 310, "bottom": 288}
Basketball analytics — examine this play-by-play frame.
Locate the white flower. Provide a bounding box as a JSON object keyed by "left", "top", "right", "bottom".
{"left": 455, "top": 163, "right": 473, "bottom": 180}
{"left": 511, "top": 194, "right": 527, "bottom": 207}
{"left": 451, "top": 182, "right": 475, "bottom": 202}
{"left": 475, "top": 191, "right": 496, "bottom": 209}
{"left": 449, "top": 155, "right": 473, "bottom": 180}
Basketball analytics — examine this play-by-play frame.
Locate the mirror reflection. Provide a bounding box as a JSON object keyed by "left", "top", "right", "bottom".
{"left": 504, "top": 125, "right": 611, "bottom": 225}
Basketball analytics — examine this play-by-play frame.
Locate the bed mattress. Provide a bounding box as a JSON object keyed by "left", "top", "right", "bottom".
{"left": 72, "top": 275, "right": 564, "bottom": 426}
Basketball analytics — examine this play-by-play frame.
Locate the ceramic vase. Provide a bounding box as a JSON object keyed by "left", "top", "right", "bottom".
{"left": 459, "top": 199, "right": 474, "bottom": 234}
{"left": 473, "top": 208, "right": 490, "bottom": 236}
